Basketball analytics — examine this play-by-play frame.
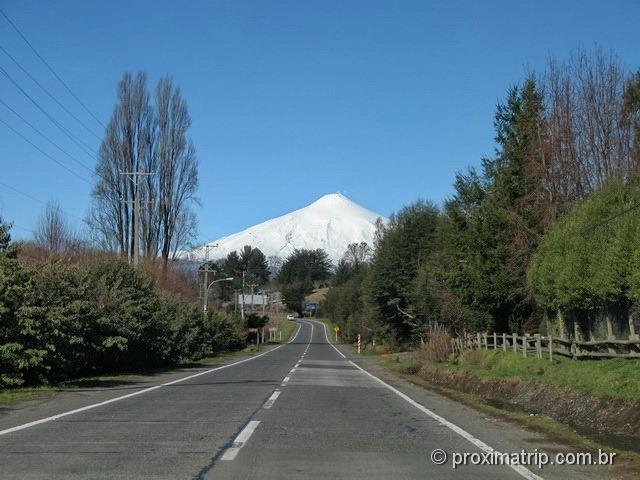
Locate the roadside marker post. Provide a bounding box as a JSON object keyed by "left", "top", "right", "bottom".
{"left": 357, "top": 333, "right": 361, "bottom": 354}
{"left": 334, "top": 325, "right": 340, "bottom": 342}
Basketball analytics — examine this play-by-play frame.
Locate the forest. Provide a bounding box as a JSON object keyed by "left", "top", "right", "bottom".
{"left": 322, "top": 49, "right": 640, "bottom": 347}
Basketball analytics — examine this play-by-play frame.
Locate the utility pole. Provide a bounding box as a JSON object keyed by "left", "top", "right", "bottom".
{"left": 201, "top": 243, "right": 218, "bottom": 315}
{"left": 119, "top": 171, "right": 153, "bottom": 267}
{"left": 246, "top": 282, "right": 258, "bottom": 315}
{"left": 240, "top": 270, "right": 246, "bottom": 321}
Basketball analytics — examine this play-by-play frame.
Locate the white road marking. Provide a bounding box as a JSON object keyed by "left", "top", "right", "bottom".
{"left": 0, "top": 323, "right": 303, "bottom": 437}
{"left": 314, "top": 320, "right": 544, "bottom": 480}
{"left": 280, "top": 320, "right": 314, "bottom": 387}
{"left": 220, "top": 420, "right": 261, "bottom": 461}
{"left": 263, "top": 390, "right": 281, "bottom": 409}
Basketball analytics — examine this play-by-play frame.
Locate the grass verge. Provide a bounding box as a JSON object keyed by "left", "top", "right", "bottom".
{"left": 272, "top": 318, "right": 297, "bottom": 343}
{"left": 0, "top": 344, "right": 266, "bottom": 406}
{"left": 428, "top": 349, "right": 640, "bottom": 402}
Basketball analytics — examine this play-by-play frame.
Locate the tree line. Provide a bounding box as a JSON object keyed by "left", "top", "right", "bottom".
{"left": 88, "top": 73, "right": 199, "bottom": 268}
{"left": 323, "top": 49, "right": 640, "bottom": 347}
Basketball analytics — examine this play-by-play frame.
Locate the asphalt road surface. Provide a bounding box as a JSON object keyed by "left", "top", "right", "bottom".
{"left": 0, "top": 320, "right": 614, "bottom": 479}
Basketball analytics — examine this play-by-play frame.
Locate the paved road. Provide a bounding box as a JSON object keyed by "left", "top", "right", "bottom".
{"left": 0, "top": 320, "right": 614, "bottom": 479}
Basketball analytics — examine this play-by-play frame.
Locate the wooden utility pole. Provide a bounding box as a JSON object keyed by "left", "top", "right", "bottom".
{"left": 119, "top": 171, "right": 153, "bottom": 267}
{"left": 240, "top": 270, "right": 246, "bottom": 321}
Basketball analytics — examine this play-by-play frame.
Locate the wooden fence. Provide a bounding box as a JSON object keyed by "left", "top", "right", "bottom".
{"left": 451, "top": 332, "right": 640, "bottom": 360}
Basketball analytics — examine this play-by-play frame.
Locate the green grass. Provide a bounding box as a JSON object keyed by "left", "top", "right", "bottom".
{"left": 0, "top": 386, "right": 58, "bottom": 405}
{"left": 0, "top": 344, "right": 268, "bottom": 406}
{"left": 272, "top": 318, "right": 297, "bottom": 343}
{"left": 0, "top": 373, "right": 143, "bottom": 405}
{"left": 428, "top": 349, "right": 640, "bottom": 401}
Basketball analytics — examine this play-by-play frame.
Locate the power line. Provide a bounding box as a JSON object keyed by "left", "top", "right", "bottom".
{"left": 0, "top": 8, "right": 106, "bottom": 129}
{"left": 0, "top": 97, "right": 93, "bottom": 173}
{"left": 579, "top": 200, "right": 640, "bottom": 236}
{"left": 6, "top": 222, "right": 31, "bottom": 234}
{"left": 0, "top": 180, "right": 83, "bottom": 221}
{"left": 0, "top": 44, "right": 102, "bottom": 140}
{"left": 0, "top": 65, "right": 97, "bottom": 160}
{"left": 0, "top": 117, "right": 92, "bottom": 185}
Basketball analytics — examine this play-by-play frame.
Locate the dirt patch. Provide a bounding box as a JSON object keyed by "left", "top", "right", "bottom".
{"left": 416, "top": 364, "right": 640, "bottom": 451}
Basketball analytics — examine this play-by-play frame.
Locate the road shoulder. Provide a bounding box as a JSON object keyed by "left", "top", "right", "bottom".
{"left": 336, "top": 342, "right": 635, "bottom": 480}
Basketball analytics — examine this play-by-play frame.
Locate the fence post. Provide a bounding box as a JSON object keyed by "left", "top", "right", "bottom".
{"left": 493, "top": 332, "right": 497, "bottom": 350}
{"left": 535, "top": 334, "right": 542, "bottom": 359}
{"left": 629, "top": 314, "right": 638, "bottom": 340}
{"left": 548, "top": 335, "right": 553, "bottom": 362}
{"left": 483, "top": 333, "right": 488, "bottom": 350}
{"left": 523, "top": 333, "right": 528, "bottom": 357}
{"left": 502, "top": 333, "right": 507, "bottom": 352}
{"left": 513, "top": 333, "right": 517, "bottom": 353}
{"left": 606, "top": 314, "right": 616, "bottom": 354}
{"left": 477, "top": 332, "right": 481, "bottom": 349}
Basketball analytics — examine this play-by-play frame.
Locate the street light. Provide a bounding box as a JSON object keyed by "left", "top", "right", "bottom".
{"left": 203, "top": 277, "right": 234, "bottom": 315}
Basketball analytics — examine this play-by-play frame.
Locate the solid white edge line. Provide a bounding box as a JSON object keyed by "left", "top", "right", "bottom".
{"left": 220, "top": 420, "right": 261, "bottom": 461}
{"left": 0, "top": 322, "right": 303, "bottom": 437}
{"left": 314, "top": 320, "right": 544, "bottom": 480}
{"left": 282, "top": 376, "right": 290, "bottom": 383}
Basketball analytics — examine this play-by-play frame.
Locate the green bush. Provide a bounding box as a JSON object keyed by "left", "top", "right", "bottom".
{"left": 529, "top": 180, "right": 640, "bottom": 311}
{"left": 0, "top": 254, "right": 246, "bottom": 388}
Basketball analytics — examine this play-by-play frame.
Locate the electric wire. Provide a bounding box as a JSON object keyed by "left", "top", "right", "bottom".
{"left": 0, "top": 9, "right": 106, "bottom": 129}
{"left": 0, "top": 65, "right": 97, "bottom": 160}
{"left": 0, "top": 44, "right": 102, "bottom": 140}
{"left": 0, "top": 118, "right": 92, "bottom": 185}
{"left": 0, "top": 180, "right": 83, "bottom": 221}
{"left": 0, "top": 97, "right": 94, "bottom": 173}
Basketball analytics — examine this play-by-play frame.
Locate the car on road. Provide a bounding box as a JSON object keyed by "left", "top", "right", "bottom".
{"left": 286, "top": 314, "right": 295, "bottom": 320}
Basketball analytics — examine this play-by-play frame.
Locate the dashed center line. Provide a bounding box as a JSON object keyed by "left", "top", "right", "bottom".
{"left": 263, "top": 390, "right": 281, "bottom": 409}
{"left": 220, "top": 420, "right": 261, "bottom": 461}
{"left": 222, "top": 320, "right": 316, "bottom": 461}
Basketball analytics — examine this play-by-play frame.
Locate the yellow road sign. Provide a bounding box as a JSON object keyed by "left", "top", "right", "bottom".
{"left": 333, "top": 325, "right": 340, "bottom": 332}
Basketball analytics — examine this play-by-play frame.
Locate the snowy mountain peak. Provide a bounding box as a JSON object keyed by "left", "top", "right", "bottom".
{"left": 189, "top": 194, "right": 387, "bottom": 263}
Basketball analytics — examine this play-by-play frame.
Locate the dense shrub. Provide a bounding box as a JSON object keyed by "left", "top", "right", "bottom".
{"left": 0, "top": 254, "right": 245, "bottom": 388}
{"left": 529, "top": 180, "right": 640, "bottom": 311}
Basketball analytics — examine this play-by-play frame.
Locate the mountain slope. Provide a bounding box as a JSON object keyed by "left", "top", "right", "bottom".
{"left": 189, "top": 193, "right": 387, "bottom": 263}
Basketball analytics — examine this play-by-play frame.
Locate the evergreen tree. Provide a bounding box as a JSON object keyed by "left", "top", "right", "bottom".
{"left": 277, "top": 249, "right": 331, "bottom": 313}
{"left": 0, "top": 216, "right": 11, "bottom": 254}
{"left": 443, "top": 78, "right": 545, "bottom": 332}
{"left": 364, "top": 201, "right": 441, "bottom": 342}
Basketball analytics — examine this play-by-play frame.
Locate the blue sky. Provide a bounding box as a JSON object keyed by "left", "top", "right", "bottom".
{"left": 1, "top": 1, "right": 639, "bottom": 244}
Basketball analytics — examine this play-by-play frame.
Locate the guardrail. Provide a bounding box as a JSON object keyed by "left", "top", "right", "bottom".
{"left": 452, "top": 332, "right": 640, "bottom": 360}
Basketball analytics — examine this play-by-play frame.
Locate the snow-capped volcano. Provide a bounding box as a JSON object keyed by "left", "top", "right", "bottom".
{"left": 189, "top": 193, "right": 387, "bottom": 263}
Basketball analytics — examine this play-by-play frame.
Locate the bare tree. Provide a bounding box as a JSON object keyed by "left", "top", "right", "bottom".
{"left": 539, "top": 49, "right": 636, "bottom": 219}
{"left": 343, "top": 242, "right": 372, "bottom": 266}
{"left": 34, "top": 202, "right": 73, "bottom": 253}
{"left": 88, "top": 72, "right": 154, "bottom": 261}
{"left": 88, "top": 73, "right": 198, "bottom": 267}
{"left": 155, "top": 77, "right": 199, "bottom": 268}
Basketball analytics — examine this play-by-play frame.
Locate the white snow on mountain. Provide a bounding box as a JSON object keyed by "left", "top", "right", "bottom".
{"left": 188, "top": 193, "right": 387, "bottom": 264}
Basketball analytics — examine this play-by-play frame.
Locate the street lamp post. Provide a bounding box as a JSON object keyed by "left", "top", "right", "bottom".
{"left": 203, "top": 277, "right": 234, "bottom": 315}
